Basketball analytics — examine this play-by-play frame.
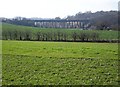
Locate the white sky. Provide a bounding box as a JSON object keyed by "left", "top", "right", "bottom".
{"left": 0, "top": 0, "right": 119, "bottom": 18}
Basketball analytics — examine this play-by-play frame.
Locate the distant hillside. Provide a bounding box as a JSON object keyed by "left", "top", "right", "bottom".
{"left": 2, "top": 11, "right": 118, "bottom": 30}
{"left": 66, "top": 11, "right": 118, "bottom": 30}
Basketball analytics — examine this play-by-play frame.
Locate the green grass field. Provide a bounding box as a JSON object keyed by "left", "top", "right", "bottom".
{"left": 2, "top": 40, "right": 119, "bottom": 85}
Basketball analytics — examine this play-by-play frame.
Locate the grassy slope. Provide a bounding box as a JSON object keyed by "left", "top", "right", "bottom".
{"left": 2, "top": 23, "right": 119, "bottom": 40}
{"left": 2, "top": 40, "right": 119, "bottom": 85}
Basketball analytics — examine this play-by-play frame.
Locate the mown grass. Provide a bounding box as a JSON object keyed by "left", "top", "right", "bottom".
{"left": 2, "top": 40, "right": 119, "bottom": 85}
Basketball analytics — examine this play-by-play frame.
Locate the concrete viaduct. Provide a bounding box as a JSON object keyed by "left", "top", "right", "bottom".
{"left": 34, "top": 20, "right": 90, "bottom": 29}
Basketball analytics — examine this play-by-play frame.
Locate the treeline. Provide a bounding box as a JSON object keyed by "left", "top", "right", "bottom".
{"left": 66, "top": 11, "right": 118, "bottom": 30}
{"left": 2, "top": 18, "right": 35, "bottom": 27}
{"left": 2, "top": 28, "right": 118, "bottom": 43}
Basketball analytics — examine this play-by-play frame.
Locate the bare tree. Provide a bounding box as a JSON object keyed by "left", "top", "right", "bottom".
{"left": 24, "top": 30, "right": 31, "bottom": 40}
{"left": 36, "top": 31, "right": 41, "bottom": 41}
{"left": 91, "top": 32, "right": 99, "bottom": 41}
{"left": 54, "top": 32, "right": 57, "bottom": 41}
{"left": 13, "top": 30, "right": 18, "bottom": 40}
{"left": 72, "top": 32, "right": 77, "bottom": 41}
{"left": 2, "top": 30, "right": 8, "bottom": 40}
{"left": 79, "top": 32, "right": 87, "bottom": 41}
{"left": 57, "top": 31, "right": 61, "bottom": 41}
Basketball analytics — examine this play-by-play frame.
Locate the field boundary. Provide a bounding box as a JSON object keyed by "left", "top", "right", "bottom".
{"left": 7, "top": 39, "right": 119, "bottom": 43}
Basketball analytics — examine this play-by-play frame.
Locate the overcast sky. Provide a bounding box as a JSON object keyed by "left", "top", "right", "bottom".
{"left": 0, "top": 0, "right": 119, "bottom": 18}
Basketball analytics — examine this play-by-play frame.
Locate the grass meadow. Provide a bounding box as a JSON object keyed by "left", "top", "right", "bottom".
{"left": 2, "top": 40, "right": 119, "bottom": 85}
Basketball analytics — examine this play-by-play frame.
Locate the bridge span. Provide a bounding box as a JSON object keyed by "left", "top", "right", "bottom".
{"left": 34, "top": 20, "right": 90, "bottom": 29}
